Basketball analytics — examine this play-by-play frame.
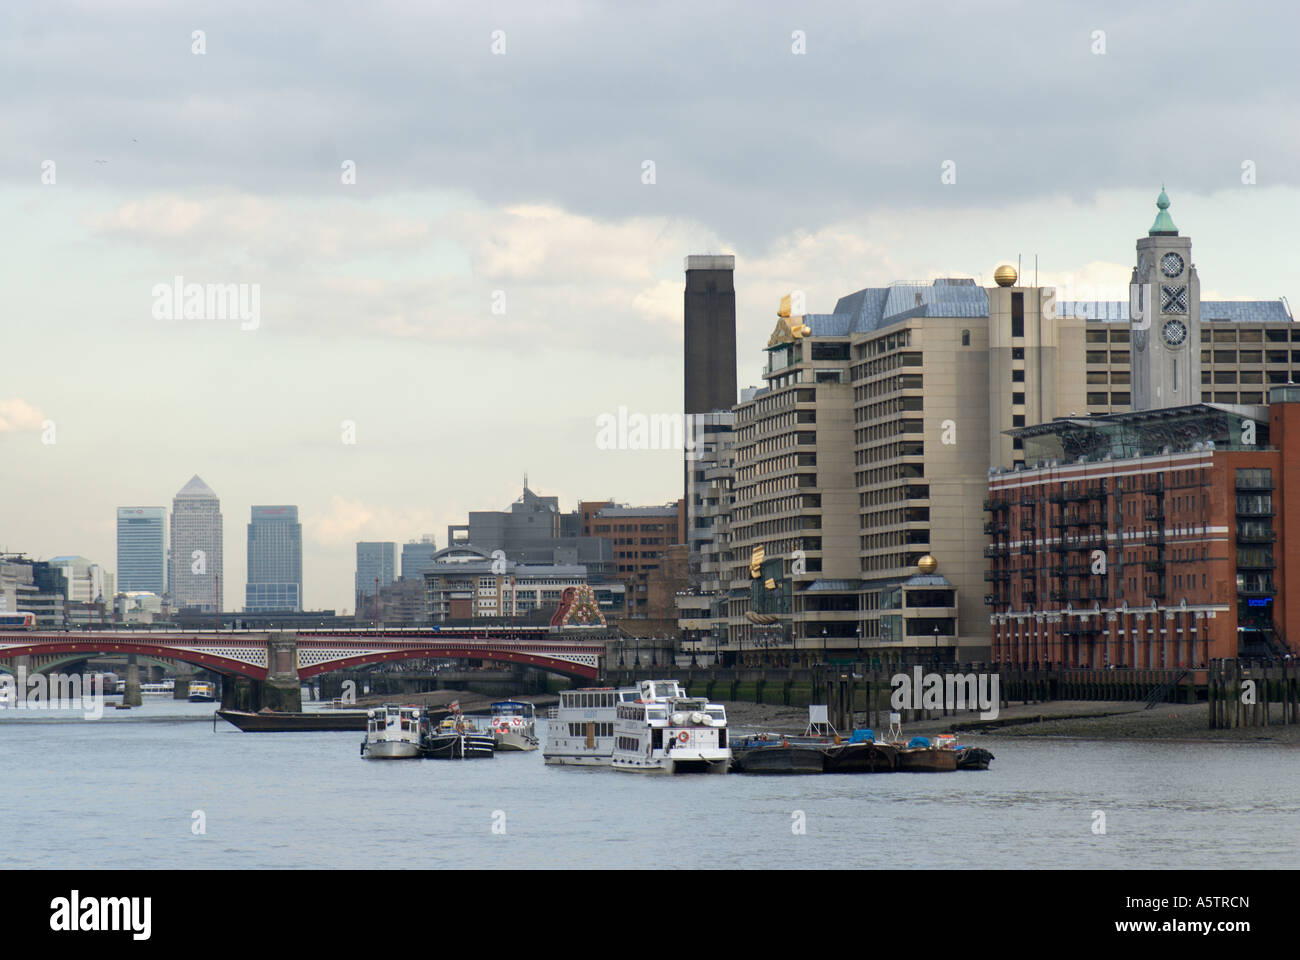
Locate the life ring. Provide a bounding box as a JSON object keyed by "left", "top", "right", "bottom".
{"left": 678, "top": 731, "right": 689, "bottom": 743}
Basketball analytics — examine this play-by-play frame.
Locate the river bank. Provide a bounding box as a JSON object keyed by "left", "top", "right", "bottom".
{"left": 720, "top": 699, "right": 1300, "bottom": 744}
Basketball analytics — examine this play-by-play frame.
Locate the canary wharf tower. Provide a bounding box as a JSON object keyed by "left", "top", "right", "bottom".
{"left": 1130, "top": 189, "right": 1201, "bottom": 410}
{"left": 169, "top": 475, "right": 223, "bottom": 612}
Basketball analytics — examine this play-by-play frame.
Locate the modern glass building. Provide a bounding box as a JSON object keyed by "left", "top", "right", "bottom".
{"left": 356, "top": 542, "right": 396, "bottom": 600}
{"left": 169, "top": 475, "right": 223, "bottom": 613}
{"left": 116, "top": 507, "right": 165, "bottom": 594}
{"left": 400, "top": 536, "right": 438, "bottom": 581}
{"left": 245, "top": 505, "right": 302, "bottom": 612}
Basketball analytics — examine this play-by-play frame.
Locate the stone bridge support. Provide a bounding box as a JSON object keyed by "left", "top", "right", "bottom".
{"left": 263, "top": 633, "right": 302, "bottom": 712}
{"left": 122, "top": 655, "right": 142, "bottom": 707}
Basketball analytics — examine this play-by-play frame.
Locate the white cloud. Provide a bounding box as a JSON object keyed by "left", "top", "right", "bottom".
{"left": 0, "top": 398, "right": 46, "bottom": 433}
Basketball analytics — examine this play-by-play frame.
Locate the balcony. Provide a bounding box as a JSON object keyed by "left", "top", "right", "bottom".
{"left": 1143, "top": 505, "right": 1165, "bottom": 522}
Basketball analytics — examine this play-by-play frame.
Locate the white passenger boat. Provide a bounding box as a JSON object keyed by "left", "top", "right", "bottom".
{"left": 360, "top": 705, "right": 422, "bottom": 759}
{"left": 542, "top": 686, "right": 637, "bottom": 766}
{"left": 489, "top": 700, "right": 539, "bottom": 752}
{"left": 610, "top": 679, "right": 730, "bottom": 774}
{"left": 188, "top": 680, "right": 217, "bottom": 702}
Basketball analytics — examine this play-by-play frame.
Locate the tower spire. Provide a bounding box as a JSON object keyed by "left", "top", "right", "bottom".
{"left": 1149, "top": 186, "right": 1178, "bottom": 236}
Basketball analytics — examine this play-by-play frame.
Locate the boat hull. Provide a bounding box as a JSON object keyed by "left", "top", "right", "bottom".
{"left": 895, "top": 747, "right": 958, "bottom": 772}
{"left": 610, "top": 754, "right": 730, "bottom": 774}
{"left": 543, "top": 753, "right": 611, "bottom": 766}
{"left": 821, "top": 742, "right": 898, "bottom": 773}
{"left": 730, "top": 743, "right": 826, "bottom": 774}
{"left": 362, "top": 739, "right": 420, "bottom": 759}
{"left": 421, "top": 733, "right": 496, "bottom": 759}
{"left": 218, "top": 709, "right": 368, "bottom": 732}
{"left": 956, "top": 747, "right": 994, "bottom": 770}
{"left": 494, "top": 730, "right": 539, "bottom": 752}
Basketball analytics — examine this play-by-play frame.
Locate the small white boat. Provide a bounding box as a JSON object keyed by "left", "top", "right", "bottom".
{"left": 360, "top": 705, "right": 422, "bottom": 759}
{"left": 488, "top": 700, "right": 539, "bottom": 752}
{"left": 188, "top": 681, "right": 217, "bottom": 702}
{"left": 543, "top": 687, "right": 637, "bottom": 766}
{"left": 610, "top": 679, "right": 730, "bottom": 774}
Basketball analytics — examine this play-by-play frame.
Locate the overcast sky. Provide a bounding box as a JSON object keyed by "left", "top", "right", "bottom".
{"left": 2, "top": 0, "right": 1298, "bottom": 612}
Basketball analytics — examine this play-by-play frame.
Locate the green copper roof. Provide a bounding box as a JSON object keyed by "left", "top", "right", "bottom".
{"left": 1149, "top": 185, "right": 1178, "bottom": 235}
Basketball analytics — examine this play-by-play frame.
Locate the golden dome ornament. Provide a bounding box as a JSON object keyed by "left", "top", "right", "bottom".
{"left": 993, "top": 264, "right": 1017, "bottom": 287}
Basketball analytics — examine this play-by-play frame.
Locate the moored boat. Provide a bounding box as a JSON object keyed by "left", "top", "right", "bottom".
{"left": 542, "top": 686, "right": 636, "bottom": 766}
{"left": 188, "top": 680, "right": 217, "bottom": 702}
{"left": 933, "top": 734, "right": 995, "bottom": 770}
{"left": 488, "top": 700, "right": 539, "bottom": 752}
{"left": 610, "top": 679, "right": 729, "bottom": 774}
{"left": 894, "top": 736, "right": 958, "bottom": 772}
{"left": 729, "top": 734, "right": 826, "bottom": 774}
{"left": 360, "top": 705, "right": 422, "bottom": 759}
{"left": 218, "top": 708, "right": 369, "bottom": 731}
{"left": 420, "top": 707, "right": 495, "bottom": 759}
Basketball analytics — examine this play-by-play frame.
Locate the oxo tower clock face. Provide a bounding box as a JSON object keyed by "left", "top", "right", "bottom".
{"left": 1163, "top": 319, "right": 1187, "bottom": 346}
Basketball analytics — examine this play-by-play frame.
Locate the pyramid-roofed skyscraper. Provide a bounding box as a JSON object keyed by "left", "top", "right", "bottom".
{"left": 169, "top": 475, "right": 223, "bottom": 612}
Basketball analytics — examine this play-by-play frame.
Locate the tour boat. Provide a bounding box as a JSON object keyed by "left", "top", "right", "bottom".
{"left": 609, "top": 679, "right": 730, "bottom": 774}
{"left": 188, "top": 681, "right": 217, "bottom": 702}
{"left": 488, "top": 700, "right": 539, "bottom": 752}
{"left": 360, "top": 705, "right": 422, "bottom": 759}
{"left": 542, "top": 686, "right": 637, "bottom": 766}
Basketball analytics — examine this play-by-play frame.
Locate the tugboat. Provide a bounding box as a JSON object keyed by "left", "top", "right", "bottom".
{"left": 542, "top": 686, "right": 637, "bottom": 766}
{"left": 488, "top": 700, "right": 539, "bottom": 752}
{"left": 360, "top": 705, "right": 422, "bottom": 759}
{"left": 609, "top": 679, "right": 729, "bottom": 774}
{"left": 420, "top": 705, "right": 495, "bottom": 759}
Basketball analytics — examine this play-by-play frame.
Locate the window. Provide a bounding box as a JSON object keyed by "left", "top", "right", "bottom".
{"left": 961, "top": 329, "right": 970, "bottom": 346}
{"left": 1012, "top": 369, "right": 1025, "bottom": 382}
{"left": 1011, "top": 293, "right": 1024, "bottom": 337}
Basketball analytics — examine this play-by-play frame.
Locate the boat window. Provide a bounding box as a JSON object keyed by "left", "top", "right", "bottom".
{"left": 707, "top": 709, "right": 725, "bottom": 720}
{"left": 647, "top": 709, "right": 667, "bottom": 720}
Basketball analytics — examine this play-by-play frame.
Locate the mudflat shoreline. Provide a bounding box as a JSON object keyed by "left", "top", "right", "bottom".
{"left": 720, "top": 699, "right": 1300, "bottom": 744}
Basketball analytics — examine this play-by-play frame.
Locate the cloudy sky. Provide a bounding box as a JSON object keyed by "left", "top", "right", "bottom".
{"left": 2, "top": 0, "right": 1298, "bottom": 612}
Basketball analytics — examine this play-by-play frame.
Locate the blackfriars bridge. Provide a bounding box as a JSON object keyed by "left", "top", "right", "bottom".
{"left": 0, "top": 626, "right": 609, "bottom": 710}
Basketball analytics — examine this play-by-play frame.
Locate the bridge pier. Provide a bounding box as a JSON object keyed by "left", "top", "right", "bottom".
{"left": 122, "top": 656, "right": 142, "bottom": 707}
{"left": 262, "top": 633, "right": 302, "bottom": 712}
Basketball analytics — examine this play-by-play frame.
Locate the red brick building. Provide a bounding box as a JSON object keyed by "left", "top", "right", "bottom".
{"left": 579, "top": 499, "right": 686, "bottom": 617}
{"left": 987, "top": 390, "right": 1300, "bottom": 667}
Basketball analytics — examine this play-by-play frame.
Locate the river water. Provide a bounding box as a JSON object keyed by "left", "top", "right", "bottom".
{"left": 2, "top": 700, "right": 1296, "bottom": 869}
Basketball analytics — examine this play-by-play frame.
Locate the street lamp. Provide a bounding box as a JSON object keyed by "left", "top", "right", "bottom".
{"left": 933, "top": 625, "right": 940, "bottom": 665}
{"left": 822, "top": 628, "right": 827, "bottom": 665}
{"left": 856, "top": 625, "right": 862, "bottom": 664}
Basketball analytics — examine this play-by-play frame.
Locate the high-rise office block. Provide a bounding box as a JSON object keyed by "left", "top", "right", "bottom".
{"left": 245, "top": 505, "right": 302, "bottom": 612}
{"left": 400, "top": 536, "right": 439, "bottom": 581}
{"left": 169, "top": 475, "right": 223, "bottom": 612}
{"left": 355, "top": 542, "right": 396, "bottom": 601}
{"left": 684, "top": 255, "right": 737, "bottom": 416}
{"left": 116, "top": 507, "right": 165, "bottom": 594}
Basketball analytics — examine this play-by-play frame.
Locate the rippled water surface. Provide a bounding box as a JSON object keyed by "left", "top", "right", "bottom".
{"left": 2, "top": 700, "right": 1296, "bottom": 869}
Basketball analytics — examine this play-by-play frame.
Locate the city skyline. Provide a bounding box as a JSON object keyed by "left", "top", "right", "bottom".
{"left": 3, "top": 4, "right": 1299, "bottom": 612}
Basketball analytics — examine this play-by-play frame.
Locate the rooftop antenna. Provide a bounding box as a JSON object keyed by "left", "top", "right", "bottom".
{"left": 1035, "top": 255, "right": 1038, "bottom": 287}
